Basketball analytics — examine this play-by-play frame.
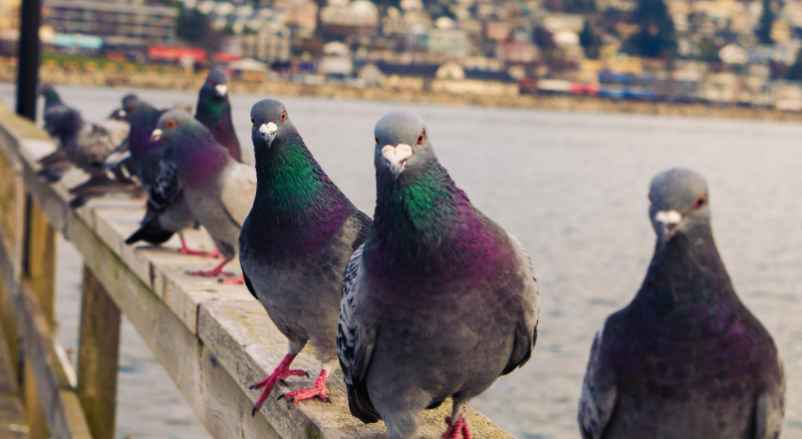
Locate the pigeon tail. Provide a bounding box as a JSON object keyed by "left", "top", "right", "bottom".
{"left": 125, "top": 218, "right": 175, "bottom": 246}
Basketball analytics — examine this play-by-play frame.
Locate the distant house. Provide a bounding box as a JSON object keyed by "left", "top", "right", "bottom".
{"left": 496, "top": 40, "right": 539, "bottom": 64}
{"left": 432, "top": 62, "right": 518, "bottom": 96}
{"left": 374, "top": 61, "right": 439, "bottom": 91}
{"left": 240, "top": 22, "right": 291, "bottom": 63}
{"left": 357, "top": 63, "right": 386, "bottom": 87}
{"left": 318, "top": 41, "right": 353, "bottom": 80}
{"left": 320, "top": 0, "right": 379, "bottom": 40}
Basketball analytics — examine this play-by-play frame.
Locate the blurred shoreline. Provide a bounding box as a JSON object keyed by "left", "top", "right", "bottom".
{"left": 3, "top": 57, "right": 802, "bottom": 123}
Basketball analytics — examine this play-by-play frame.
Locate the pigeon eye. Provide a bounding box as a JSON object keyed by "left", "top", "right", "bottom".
{"left": 165, "top": 120, "right": 176, "bottom": 129}
{"left": 416, "top": 129, "right": 426, "bottom": 145}
{"left": 693, "top": 194, "right": 707, "bottom": 209}
{"left": 280, "top": 111, "right": 287, "bottom": 122}
{"left": 375, "top": 136, "right": 379, "bottom": 144}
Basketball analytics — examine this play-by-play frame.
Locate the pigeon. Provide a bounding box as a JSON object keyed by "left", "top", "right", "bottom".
{"left": 109, "top": 93, "right": 139, "bottom": 122}
{"left": 336, "top": 112, "right": 538, "bottom": 439}
{"left": 195, "top": 66, "right": 242, "bottom": 162}
{"left": 37, "top": 85, "right": 79, "bottom": 181}
{"left": 123, "top": 152, "right": 201, "bottom": 256}
{"left": 62, "top": 117, "right": 129, "bottom": 192}
{"left": 240, "top": 99, "right": 371, "bottom": 415}
{"left": 149, "top": 110, "right": 255, "bottom": 279}
{"left": 125, "top": 76, "right": 240, "bottom": 257}
{"left": 124, "top": 99, "right": 167, "bottom": 190}
{"left": 578, "top": 168, "right": 785, "bottom": 439}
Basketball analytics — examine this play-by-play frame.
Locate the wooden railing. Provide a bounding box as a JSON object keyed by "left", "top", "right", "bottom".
{"left": 0, "top": 104, "right": 514, "bottom": 439}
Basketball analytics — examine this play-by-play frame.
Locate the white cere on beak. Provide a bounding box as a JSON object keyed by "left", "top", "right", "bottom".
{"left": 259, "top": 122, "right": 278, "bottom": 139}
{"left": 382, "top": 144, "right": 413, "bottom": 177}
{"left": 119, "top": 110, "right": 126, "bottom": 118}
{"left": 655, "top": 210, "right": 682, "bottom": 226}
{"left": 150, "top": 128, "right": 163, "bottom": 142}
{"left": 215, "top": 84, "right": 228, "bottom": 97}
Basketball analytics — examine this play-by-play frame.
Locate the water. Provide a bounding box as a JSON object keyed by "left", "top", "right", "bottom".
{"left": 2, "top": 83, "right": 802, "bottom": 438}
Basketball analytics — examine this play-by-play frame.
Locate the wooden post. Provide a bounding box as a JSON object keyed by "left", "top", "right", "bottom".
{"left": 76, "top": 266, "right": 120, "bottom": 439}
{"left": 22, "top": 196, "right": 55, "bottom": 439}
{"left": 23, "top": 196, "right": 56, "bottom": 319}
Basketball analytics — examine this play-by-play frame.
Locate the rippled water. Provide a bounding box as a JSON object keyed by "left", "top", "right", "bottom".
{"left": 2, "top": 83, "right": 801, "bottom": 438}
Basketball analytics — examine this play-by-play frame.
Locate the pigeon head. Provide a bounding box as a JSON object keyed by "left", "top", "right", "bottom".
{"left": 250, "top": 99, "right": 292, "bottom": 149}
{"left": 374, "top": 111, "right": 435, "bottom": 180}
{"left": 204, "top": 66, "right": 230, "bottom": 99}
{"left": 648, "top": 168, "right": 710, "bottom": 244}
{"left": 151, "top": 110, "right": 199, "bottom": 144}
{"left": 112, "top": 93, "right": 140, "bottom": 120}
{"left": 39, "top": 84, "right": 61, "bottom": 105}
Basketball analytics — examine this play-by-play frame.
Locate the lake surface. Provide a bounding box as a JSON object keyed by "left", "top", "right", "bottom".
{"left": 2, "top": 82, "right": 802, "bottom": 438}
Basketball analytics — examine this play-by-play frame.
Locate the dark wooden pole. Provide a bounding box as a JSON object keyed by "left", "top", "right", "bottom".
{"left": 16, "top": 0, "right": 43, "bottom": 121}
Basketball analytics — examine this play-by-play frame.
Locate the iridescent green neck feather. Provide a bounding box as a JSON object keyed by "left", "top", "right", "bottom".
{"left": 256, "top": 135, "right": 322, "bottom": 213}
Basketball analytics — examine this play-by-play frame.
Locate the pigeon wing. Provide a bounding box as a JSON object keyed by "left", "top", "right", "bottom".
{"left": 219, "top": 162, "right": 257, "bottom": 227}
{"left": 337, "top": 244, "right": 381, "bottom": 423}
{"left": 753, "top": 358, "right": 785, "bottom": 439}
{"left": 578, "top": 325, "right": 617, "bottom": 439}
{"left": 503, "top": 235, "right": 540, "bottom": 375}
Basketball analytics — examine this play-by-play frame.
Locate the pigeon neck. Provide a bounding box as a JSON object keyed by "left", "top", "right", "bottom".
{"left": 129, "top": 106, "right": 163, "bottom": 155}
{"left": 370, "top": 163, "right": 501, "bottom": 275}
{"left": 43, "top": 91, "right": 62, "bottom": 108}
{"left": 636, "top": 224, "right": 738, "bottom": 315}
{"left": 176, "top": 133, "right": 230, "bottom": 188}
{"left": 197, "top": 99, "right": 241, "bottom": 162}
{"left": 252, "top": 133, "right": 352, "bottom": 251}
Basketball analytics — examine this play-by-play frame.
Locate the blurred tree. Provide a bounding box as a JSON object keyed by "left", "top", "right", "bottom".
{"left": 532, "top": 26, "right": 557, "bottom": 52}
{"left": 176, "top": 6, "right": 224, "bottom": 53}
{"left": 625, "top": 0, "right": 677, "bottom": 58}
{"left": 579, "top": 19, "right": 602, "bottom": 59}
{"left": 786, "top": 48, "right": 802, "bottom": 81}
{"left": 566, "top": 0, "right": 596, "bottom": 13}
{"left": 755, "top": 0, "right": 775, "bottom": 45}
{"left": 697, "top": 36, "right": 720, "bottom": 63}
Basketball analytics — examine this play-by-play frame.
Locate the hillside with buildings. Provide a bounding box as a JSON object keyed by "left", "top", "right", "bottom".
{"left": 4, "top": 0, "right": 802, "bottom": 110}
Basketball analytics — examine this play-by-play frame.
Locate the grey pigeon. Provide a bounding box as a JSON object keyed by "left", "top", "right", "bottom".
{"left": 336, "top": 112, "right": 539, "bottom": 439}
{"left": 195, "top": 66, "right": 242, "bottom": 162}
{"left": 35, "top": 88, "right": 131, "bottom": 206}
{"left": 240, "top": 99, "right": 371, "bottom": 415}
{"left": 578, "top": 168, "right": 785, "bottom": 439}
{"left": 37, "top": 85, "right": 79, "bottom": 181}
{"left": 149, "top": 111, "right": 255, "bottom": 280}
{"left": 122, "top": 99, "right": 168, "bottom": 190}
{"left": 123, "top": 154, "right": 199, "bottom": 255}
{"left": 126, "top": 75, "right": 243, "bottom": 257}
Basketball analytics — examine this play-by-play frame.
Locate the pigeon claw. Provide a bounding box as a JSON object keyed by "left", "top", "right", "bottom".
{"left": 178, "top": 247, "right": 218, "bottom": 258}
{"left": 281, "top": 369, "right": 330, "bottom": 405}
{"left": 248, "top": 354, "right": 302, "bottom": 416}
{"left": 280, "top": 385, "right": 329, "bottom": 405}
{"left": 218, "top": 275, "right": 245, "bottom": 285}
{"left": 442, "top": 416, "right": 472, "bottom": 439}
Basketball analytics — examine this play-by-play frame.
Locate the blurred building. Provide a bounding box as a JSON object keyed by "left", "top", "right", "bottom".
{"left": 320, "top": 0, "right": 378, "bottom": 40}
{"left": 44, "top": 0, "right": 178, "bottom": 46}
{"left": 0, "top": 0, "right": 20, "bottom": 33}
{"left": 240, "top": 22, "right": 291, "bottom": 63}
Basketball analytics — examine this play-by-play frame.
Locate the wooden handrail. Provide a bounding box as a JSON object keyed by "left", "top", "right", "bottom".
{"left": 0, "top": 104, "right": 514, "bottom": 439}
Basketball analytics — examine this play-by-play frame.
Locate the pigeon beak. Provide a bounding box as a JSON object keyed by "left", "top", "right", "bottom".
{"left": 258, "top": 122, "right": 279, "bottom": 146}
{"left": 215, "top": 84, "right": 228, "bottom": 97}
{"left": 655, "top": 210, "right": 683, "bottom": 241}
{"left": 382, "top": 144, "right": 413, "bottom": 178}
{"left": 150, "top": 129, "right": 163, "bottom": 142}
